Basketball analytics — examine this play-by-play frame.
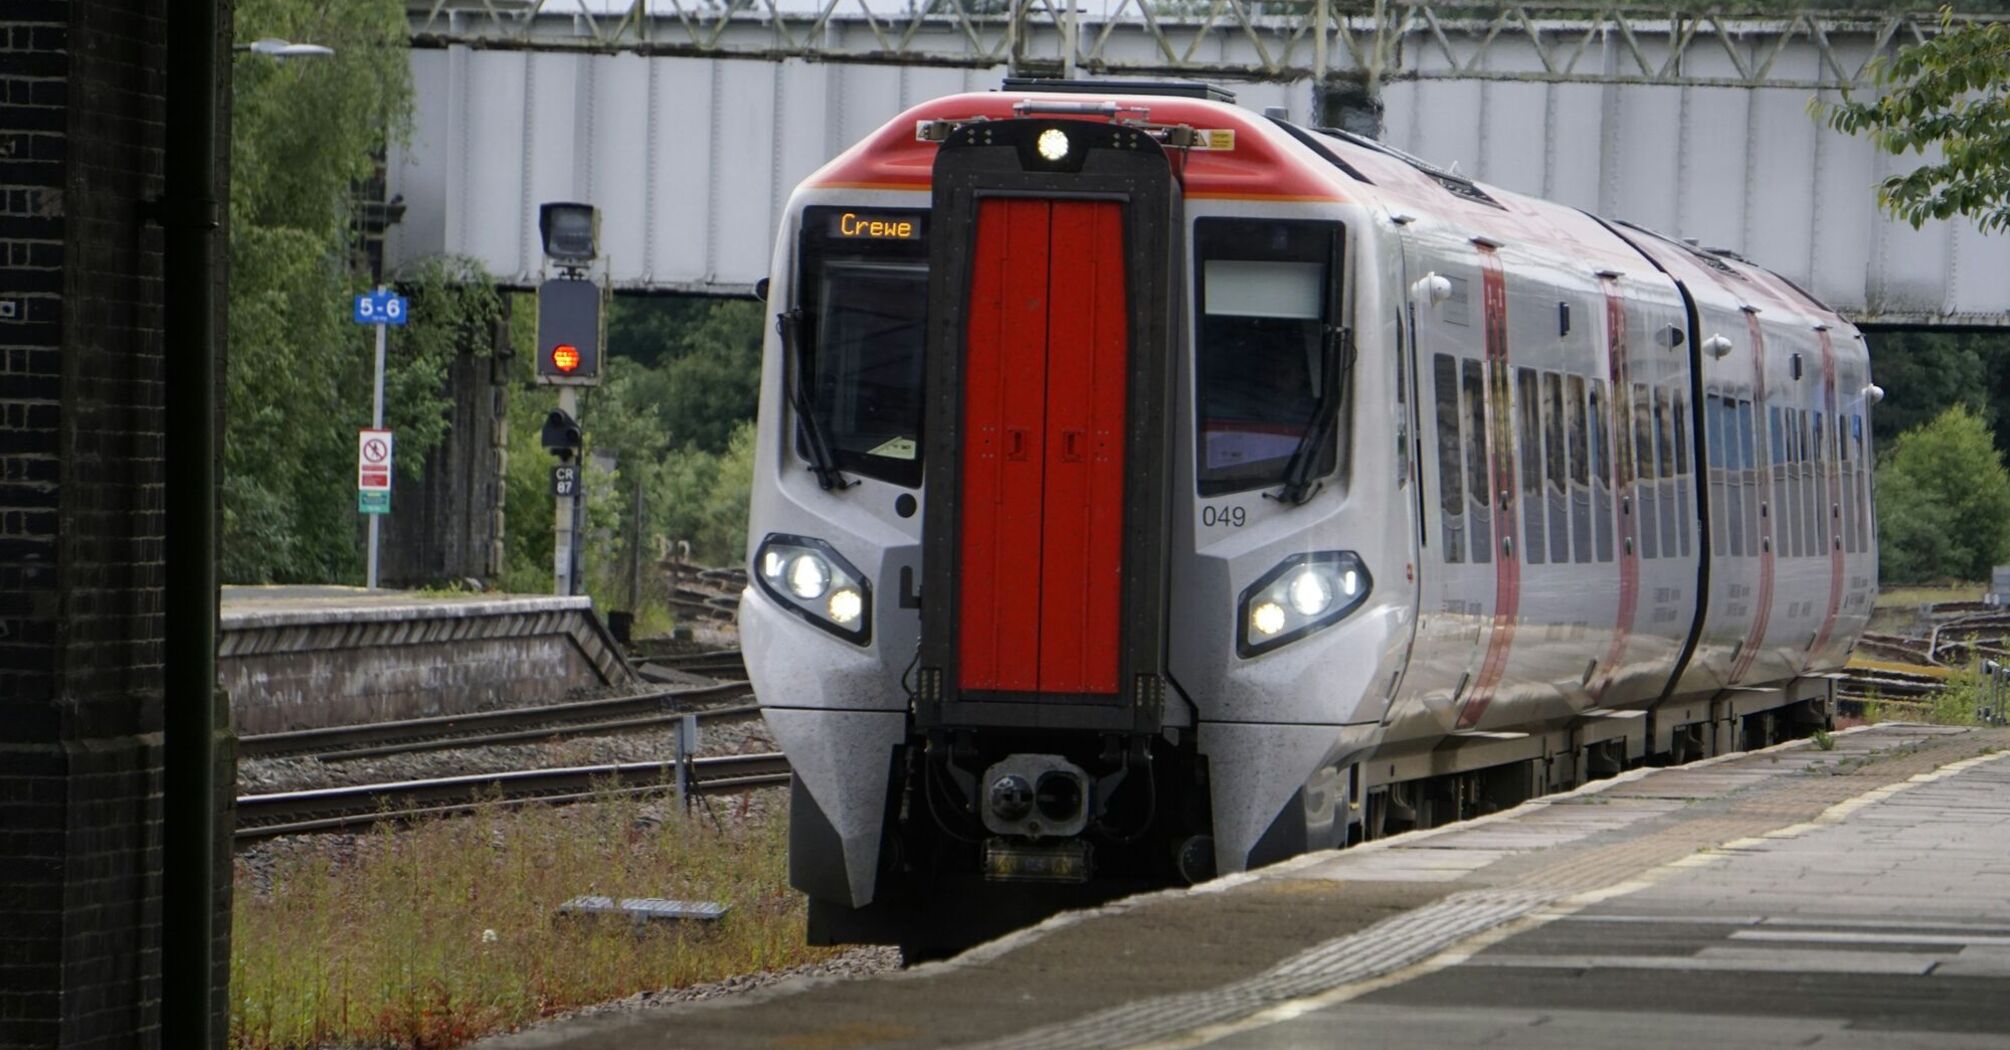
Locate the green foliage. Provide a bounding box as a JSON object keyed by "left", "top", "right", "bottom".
{"left": 225, "top": 0, "right": 509, "bottom": 583}
{"left": 602, "top": 296, "right": 765, "bottom": 456}
{"left": 501, "top": 296, "right": 765, "bottom": 603}
{"left": 1821, "top": 9, "right": 2010, "bottom": 233}
{"left": 1876, "top": 404, "right": 2010, "bottom": 583}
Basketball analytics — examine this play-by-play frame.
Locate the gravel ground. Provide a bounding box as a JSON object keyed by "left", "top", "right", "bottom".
{"left": 524, "top": 944, "right": 906, "bottom": 1020}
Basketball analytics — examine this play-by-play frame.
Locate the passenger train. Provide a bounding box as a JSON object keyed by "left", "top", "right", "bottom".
{"left": 740, "top": 80, "right": 1878, "bottom": 953}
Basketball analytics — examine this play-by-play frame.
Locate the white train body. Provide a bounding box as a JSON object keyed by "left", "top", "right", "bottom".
{"left": 741, "top": 83, "right": 1876, "bottom": 951}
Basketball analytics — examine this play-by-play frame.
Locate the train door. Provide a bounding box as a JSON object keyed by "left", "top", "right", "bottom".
{"left": 1401, "top": 240, "right": 1516, "bottom": 737}
{"left": 915, "top": 119, "right": 1179, "bottom": 733}
{"left": 958, "top": 198, "right": 1129, "bottom": 695}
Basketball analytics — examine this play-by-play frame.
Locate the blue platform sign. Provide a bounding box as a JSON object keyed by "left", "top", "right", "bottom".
{"left": 352, "top": 290, "right": 409, "bottom": 326}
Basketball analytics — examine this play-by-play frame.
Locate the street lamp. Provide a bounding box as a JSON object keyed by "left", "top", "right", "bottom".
{"left": 234, "top": 37, "right": 335, "bottom": 58}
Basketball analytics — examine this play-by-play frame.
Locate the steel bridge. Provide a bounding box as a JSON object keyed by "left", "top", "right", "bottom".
{"left": 386, "top": 1, "right": 2010, "bottom": 325}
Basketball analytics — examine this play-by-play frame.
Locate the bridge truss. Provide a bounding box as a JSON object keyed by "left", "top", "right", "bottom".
{"left": 409, "top": 1, "right": 1981, "bottom": 91}
{"left": 389, "top": 1, "right": 2010, "bottom": 324}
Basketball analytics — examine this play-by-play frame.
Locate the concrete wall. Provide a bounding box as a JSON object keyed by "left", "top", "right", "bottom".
{"left": 220, "top": 596, "right": 635, "bottom": 734}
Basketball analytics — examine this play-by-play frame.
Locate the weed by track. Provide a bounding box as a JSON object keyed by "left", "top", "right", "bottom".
{"left": 230, "top": 789, "right": 834, "bottom": 1050}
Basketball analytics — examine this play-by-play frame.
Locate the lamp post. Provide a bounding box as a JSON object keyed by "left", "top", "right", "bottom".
{"left": 233, "top": 37, "right": 335, "bottom": 58}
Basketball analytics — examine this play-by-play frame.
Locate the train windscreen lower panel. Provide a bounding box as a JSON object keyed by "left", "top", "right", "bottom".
{"left": 958, "top": 198, "right": 1128, "bottom": 696}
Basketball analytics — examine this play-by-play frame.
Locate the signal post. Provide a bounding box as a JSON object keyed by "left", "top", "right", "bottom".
{"left": 535, "top": 202, "right": 604, "bottom": 596}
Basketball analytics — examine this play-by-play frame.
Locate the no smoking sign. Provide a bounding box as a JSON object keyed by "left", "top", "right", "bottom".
{"left": 358, "top": 428, "right": 394, "bottom": 514}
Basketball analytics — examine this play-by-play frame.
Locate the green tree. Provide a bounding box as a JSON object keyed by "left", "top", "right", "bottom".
{"left": 226, "top": 0, "right": 506, "bottom": 583}
{"left": 1821, "top": 9, "right": 2010, "bottom": 232}
{"left": 1876, "top": 404, "right": 2010, "bottom": 583}
{"left": 1866, "top": 329, "right": 2010, "bottom": 461}
{"left": 603, "top": 297, "right": 765, "bottom": 455}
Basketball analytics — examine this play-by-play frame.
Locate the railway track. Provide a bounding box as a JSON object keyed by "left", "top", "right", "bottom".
{"left": 238, "top": 682, "right": 756, "bottom": 762}
{"left": 235, "top": 751, "right": 791, "bottom": 840}
{"left": 635, "top": 647, "right": 748, "bottom": 680}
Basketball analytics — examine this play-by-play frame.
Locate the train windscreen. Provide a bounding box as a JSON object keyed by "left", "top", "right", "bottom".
{"left": 796, "top": 207, "right": 929, "bottom": 487}
{"left": 1193, "top": 219, "right": 1344, "bottom": 497}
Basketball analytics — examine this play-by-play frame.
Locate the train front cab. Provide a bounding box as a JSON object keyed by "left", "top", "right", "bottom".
{"left": 748, "top": 97, "right": 1404, "bottom": 954}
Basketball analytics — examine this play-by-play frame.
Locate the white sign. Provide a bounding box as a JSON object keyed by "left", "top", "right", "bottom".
{"left": 358, "top": 429, "right": 394, "bottom": 492}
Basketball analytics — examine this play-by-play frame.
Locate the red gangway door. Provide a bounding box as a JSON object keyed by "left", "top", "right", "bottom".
{"left": 958, "top": 198, "right": 1129, "bottom": 696}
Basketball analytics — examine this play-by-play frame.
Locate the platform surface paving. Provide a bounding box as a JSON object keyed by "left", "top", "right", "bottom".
{"left": 480, "top": 723, "right": 2010, "bottom": 1049}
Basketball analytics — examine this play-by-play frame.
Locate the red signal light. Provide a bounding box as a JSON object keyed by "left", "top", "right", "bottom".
{"left": 550, "top": 344, "right": 581, "bottom": 373}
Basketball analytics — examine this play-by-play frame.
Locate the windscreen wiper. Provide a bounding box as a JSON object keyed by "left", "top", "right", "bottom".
{"left": 1272, "top": 325, "right": 1352, "bottom": 506}
{"left": 777, "top": 308, "right": 852, "bottom": 491}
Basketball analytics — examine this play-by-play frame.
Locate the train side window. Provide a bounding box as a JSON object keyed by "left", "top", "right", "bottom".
{"left": 1433, "top": 354, "right": 1465, "bottom": 564}
{"left": 1801, "top": 408, "right": 1819, "bottom": 556}
{"left": 1840, "top": 402, "right": 1860, "bottom": 554}
{"left": 1543, "top": 371, "right": 1570, "bottom": 564}
{"left": 1726, "top": 394, "right": 1747, "bottom": 558}
{"left": 1738, "top": 399, "right": 1759, "bottom": 558}
{"left": 1814, "top": 411, "right": 1829, "bottom": 552}
{"left": 1783, "top": 406, "right": 1800, "bottom": 558}
{"left": 1567, "top": 374, "right": 1591, "bottom": 564}
{"left": 1588, "top": 379, "right": 1614, "bottom": 562}
{"left": 1633, "top": 381, "right": 1658, "bottom": 559}
{"left": 1855, "top": 412, "right": 1870, "bottom": 552}
{"left": 1706, "top": 392, "right": 1729, "bottom": 557}
{"left": 1517, "top": 367, "right": 1545, "bottom": 564}
{"left": 797, "top": 206, "right": 930, "bottom": 487}
{"left": 1800, "top": 404, "right": 1817, "bottom": 559}
{"left": 1769, "top": 406, "right": 1793, "bottom": 558}
{"left": 1193, "top": 219, "right": 1344, "bottom": 497}
{"left": 1462, "top": 359, "right": 1493, "bottom": 563}
{"left": 1670, "top": 388, "right": 1691, "bottom": 557}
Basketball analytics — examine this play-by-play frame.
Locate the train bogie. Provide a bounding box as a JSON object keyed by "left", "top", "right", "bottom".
{"left": 742, "top": 80, "right": 1874, "bottom": 954}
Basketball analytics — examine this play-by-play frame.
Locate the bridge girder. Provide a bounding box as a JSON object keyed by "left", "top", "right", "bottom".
{"left": 409, "top": 1, "right": 1981, "bottom": 91}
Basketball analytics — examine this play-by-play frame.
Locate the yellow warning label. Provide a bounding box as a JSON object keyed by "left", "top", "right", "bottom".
{"left": 1194, "top": 128, "right": 1236, "bottom": 151}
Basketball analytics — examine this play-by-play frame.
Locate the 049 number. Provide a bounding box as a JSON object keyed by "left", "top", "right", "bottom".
{"left": 1201, "top": 505, "right": 1247, "bottom": 528}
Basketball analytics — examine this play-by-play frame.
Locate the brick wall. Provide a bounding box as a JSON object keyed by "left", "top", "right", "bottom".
{"left": 0, "top": 1, "right": 178, "bottom": 1046}
{"left": 381, "top": 311, "right": 511, "bottom": 587}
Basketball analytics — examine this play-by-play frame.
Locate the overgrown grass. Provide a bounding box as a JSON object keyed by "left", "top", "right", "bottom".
{"left": 1923, "top": 665, "right": 1994, "bottom": 726}
{"left": 1873, "top": 583, "right": 1987, "bottom": 609}
{"left": 1867, "top": 582, "right": 1987, "bottom": 634}
{"left": 231, "top": 794, "right": 829, "bottom": 1050}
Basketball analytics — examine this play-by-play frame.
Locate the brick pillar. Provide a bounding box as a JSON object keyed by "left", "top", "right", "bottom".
{"left": 380, "top": 308, "right": 511, "bottom": 588}
{"left": 0, "top": 1, "right": 186, "bottom": 1046}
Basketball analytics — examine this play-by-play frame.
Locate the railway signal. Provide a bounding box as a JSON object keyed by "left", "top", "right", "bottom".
{"left": 535, "top": 201, "right": 606, "bottom": 594}
{"left": 535, "top": 278, "right": 603, "bottom": 384}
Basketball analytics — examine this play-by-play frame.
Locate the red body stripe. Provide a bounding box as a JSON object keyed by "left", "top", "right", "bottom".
{"left": 1730, "top": 313, "right": 1776, "bottom": 683}
{"left": 808, "top": 94, "right": 1347, "bottom": 203}
{"left": 1458, "top": 250, "right": 1518, "bottom": 730}
{"left": 1590, "top": 281, "right": 1638, "bottom": 701}
{"left": 1807, "top": 329, "right": 1846, "bottom": 665}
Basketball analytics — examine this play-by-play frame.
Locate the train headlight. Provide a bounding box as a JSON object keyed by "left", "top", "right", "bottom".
{"left": 1037, "top": 127, "right": 1070, "bottom": 162}
{"left": 787, "top": 554, "right": 831, "bottom": 599}
{"left": 1287, "top": 570, "right": 1333, "bottom": 617}
{"left": 1237, "top": 551, "right": 1372, "bottom": 657}
{"left": 754, "top": 534, "right": 872, "bottom": 644}
{"left": 827, "top": 587, "right": 863, "bottom": 625}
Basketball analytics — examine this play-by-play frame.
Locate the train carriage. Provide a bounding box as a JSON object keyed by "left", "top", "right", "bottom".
{"left": 740, "top": 80, "right": 1877, "bottom": 954}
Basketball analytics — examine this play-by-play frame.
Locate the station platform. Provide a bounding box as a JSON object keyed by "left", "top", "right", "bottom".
{"left": 481, "top": 722, "right": 2010, "bottom": 1049}
{"left": 220, "top": 586, "right": 634, "bottom": 733}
